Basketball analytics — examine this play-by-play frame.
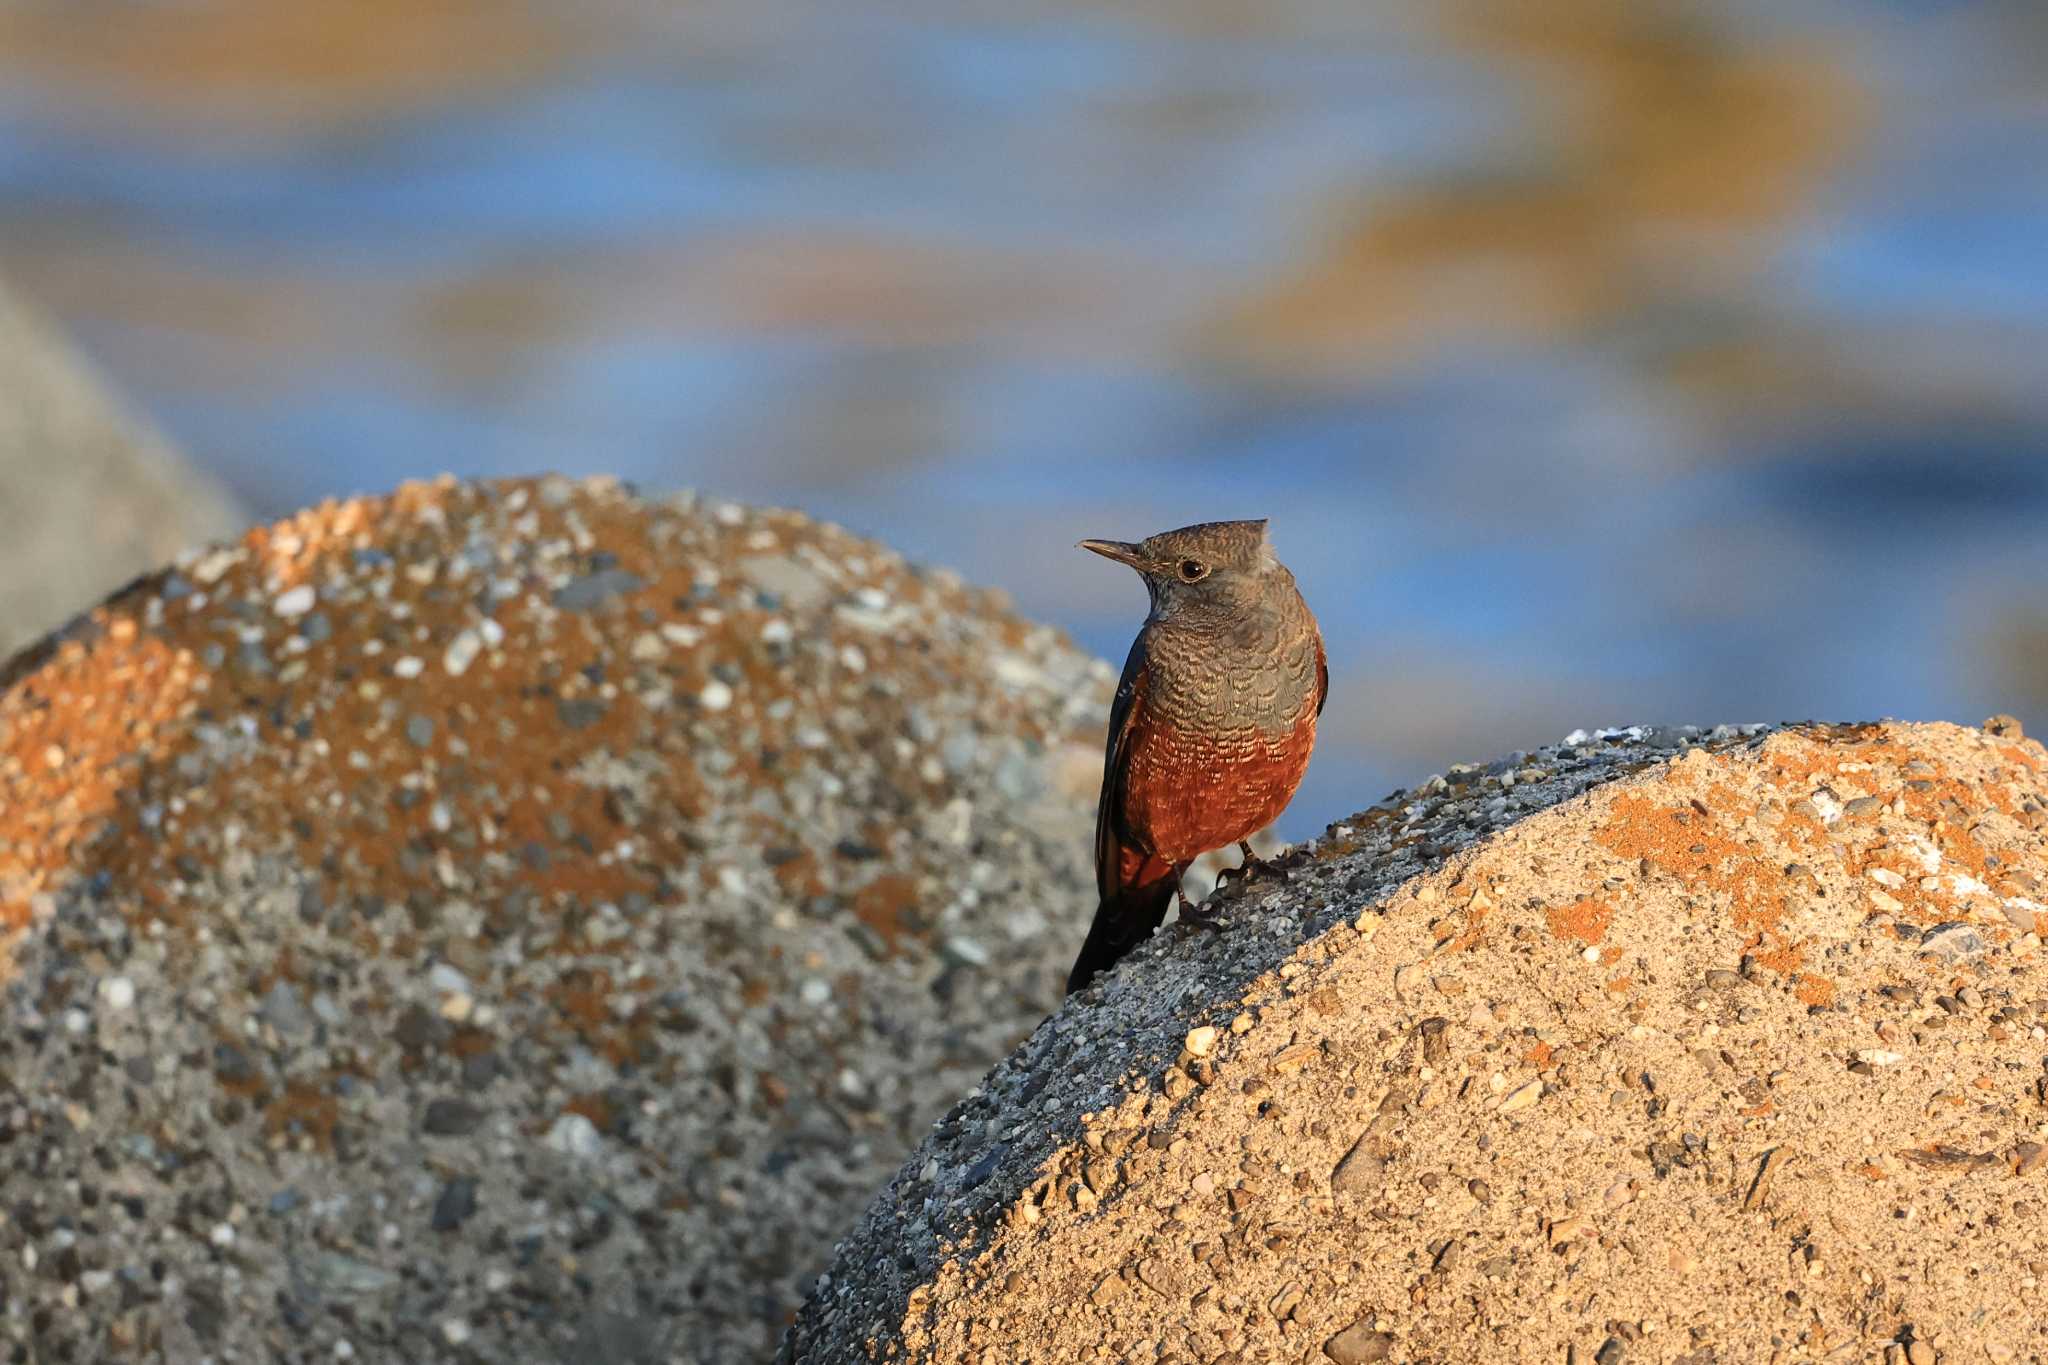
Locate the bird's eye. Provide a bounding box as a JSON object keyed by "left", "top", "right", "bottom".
{"left": 1177, "top": 559, "right": 1208, "bottom": 582}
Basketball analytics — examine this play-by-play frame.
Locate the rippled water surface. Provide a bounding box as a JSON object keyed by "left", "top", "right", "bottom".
{"left": 2, "top": 0, "right": 2044, "bottom": 831}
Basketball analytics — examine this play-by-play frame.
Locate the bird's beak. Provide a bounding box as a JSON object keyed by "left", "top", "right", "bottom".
{"left": 1078, "top": 538, "right": 1145, "bottom": 570}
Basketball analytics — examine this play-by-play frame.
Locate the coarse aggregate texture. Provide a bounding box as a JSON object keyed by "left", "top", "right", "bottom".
{"left": 0, "top": 276, "right": 243, "bottom": 656}
{"left": 785, "top": 719, "right": 2048, "bottom": 1365}
{"left": 0, "top": 475, "right": 1112, "bottom": 1362}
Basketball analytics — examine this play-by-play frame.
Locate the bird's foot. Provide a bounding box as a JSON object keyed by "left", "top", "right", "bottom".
{"left": 1220, "top": 841, "right": 1292, "bottom": 887}
{"left": 1175, "top": 888, "right": 1225, "bottom": 934}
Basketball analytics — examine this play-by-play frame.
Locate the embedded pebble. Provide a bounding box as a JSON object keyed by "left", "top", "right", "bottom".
{"left": 553, "top": 568, "right": 644, "bottom": 611}
{"left": 443, "top": 629, "right": 483, "bottom": 676}
{"left": 1322, "top": 1320, "right": 1396, "bottom": 1363}
{"left": 1920, "top": 923, "right": 1988, "bottom": 960}
{"left": 1499, "top": 1079, "right": 1542, "bottom": 1113}
{"left": 272, "top": 585, "right": 316, "bottom": 618}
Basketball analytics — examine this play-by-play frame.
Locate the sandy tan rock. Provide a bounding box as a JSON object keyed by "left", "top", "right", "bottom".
{"left": 0, "top": 277, "right": 242, "bottom": 656}
{"left": 786, "top": 721, "right": 2048, "bottom": 1365}
{"left": 0, "top": 477, "right": 1109, "bottom": 1362}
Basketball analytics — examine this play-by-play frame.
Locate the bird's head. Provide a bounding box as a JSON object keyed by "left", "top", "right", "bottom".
{"left": 1078, "top": 519, "right": 1284, "bottom": 616}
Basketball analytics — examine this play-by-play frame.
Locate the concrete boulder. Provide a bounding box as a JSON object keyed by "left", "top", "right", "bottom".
{"left": 786, "top": 721, "right": 2048, "bottom": 1364}
{"left": 0, "top": 476, "right": 1109, "bottom": 1362}
{"left": 0, "top": 277, "right": 242, "bottom": 656}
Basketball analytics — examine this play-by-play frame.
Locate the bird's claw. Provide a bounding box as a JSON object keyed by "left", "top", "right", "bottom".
{"left": 1242, "top": 856, "right": 1291, "bottom": 883}
{"left": 1176, "top": 891, "right": 1225, "bottom": 933}
{"left": 1218, "top": 843, "right": 1292, "bottom": 890}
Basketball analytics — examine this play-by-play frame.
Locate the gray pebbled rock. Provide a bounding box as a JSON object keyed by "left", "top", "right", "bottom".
{"left": 0, "top": 478, "right": 1111, "bottom": 1363}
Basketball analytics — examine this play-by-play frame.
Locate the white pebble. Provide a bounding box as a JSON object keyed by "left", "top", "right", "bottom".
{"left": 209, "top": 1222, "right": 236, "bottom": 1248}
{"left": 428, "top": 963, "right": 472, "bottom": 994}
{"left": 188, "top": 548, "right": 239, "bottom": 584}
{"left": 544, "top": 1113, "right": 602, "bottom": 1159}
{"left": 393, "top": 656, "right": 425, "bottom": 680}
{"left": 945, "top": 936, "right": 990, "bottom": 967}
{"left": 699, "top": 679, "right": 734, "bottom": 712}
{"left": 272, "top": 585, "right": 316, "bottom": 618}
{"left": 441, "top": 1319, "right": 472, "bottom": 1346}
{"left": 101, "top": 977, "right": 136, "bottom": 1011}
{"left": 443, "top": 630, "right": 483, "bottom": 676}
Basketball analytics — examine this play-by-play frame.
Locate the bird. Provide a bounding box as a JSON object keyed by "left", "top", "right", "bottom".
{"left": 1066, "top": 519, "right": 1326, "bottom": 994}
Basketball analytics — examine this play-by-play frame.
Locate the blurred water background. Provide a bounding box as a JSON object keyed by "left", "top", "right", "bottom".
{"left": 1, "top": 0, "right": 2043, "bottom": 834}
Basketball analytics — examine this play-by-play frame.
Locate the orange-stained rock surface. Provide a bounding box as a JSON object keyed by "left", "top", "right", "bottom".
{"left": 786, "top": 720, "right": 2048, "bottom": 1365}
{"left": 0, "top": 475, "right": 1109, "bottom": 1362}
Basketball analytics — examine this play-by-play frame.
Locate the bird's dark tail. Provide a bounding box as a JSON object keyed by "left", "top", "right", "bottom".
{"left": 1066, "top": 858, "right": 1179, "bottom": 994}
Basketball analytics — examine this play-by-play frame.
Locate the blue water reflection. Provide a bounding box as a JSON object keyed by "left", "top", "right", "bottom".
{"left": 0, "top": 0, "right": 2043, "bottom": 835}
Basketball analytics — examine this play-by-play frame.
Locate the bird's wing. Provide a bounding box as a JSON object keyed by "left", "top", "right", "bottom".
{"left": 1314, "top": 633, "right": 1329, "bottom": 718}
{"left": 1094, "top": 632, "right": 1151, "bottom": 900}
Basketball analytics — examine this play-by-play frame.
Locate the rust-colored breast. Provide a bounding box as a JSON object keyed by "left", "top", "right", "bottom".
{"left": 1119, "top": 703, "right": 1318, "bottom": 866}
